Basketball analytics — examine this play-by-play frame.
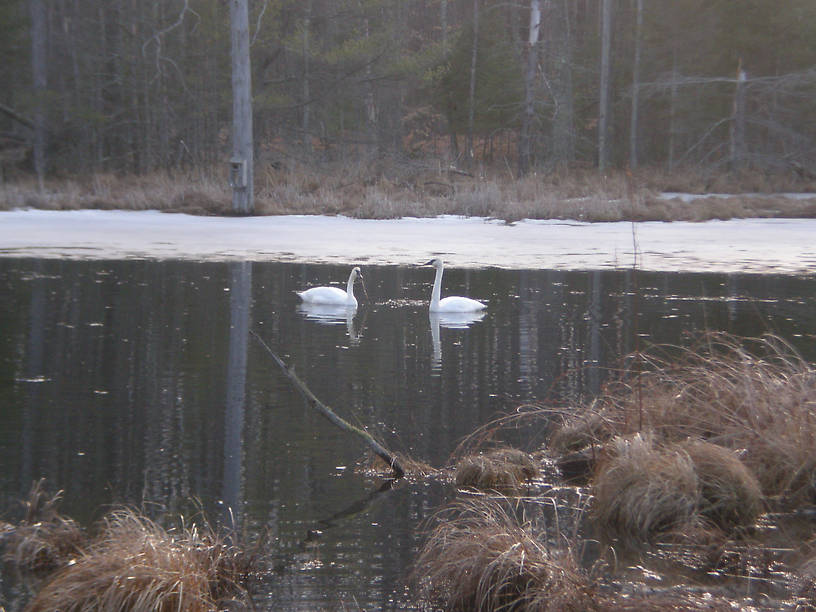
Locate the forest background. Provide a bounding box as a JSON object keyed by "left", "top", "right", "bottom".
{"left": 1, "top": 0, "right": 815, "bottom": 220}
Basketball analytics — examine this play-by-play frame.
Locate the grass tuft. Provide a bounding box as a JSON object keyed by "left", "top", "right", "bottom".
{"left": 24, "top": 508, "right": 255, "bottom": 611}
{"left": 413, "top": 498, "right": 598, "bottom": 611}
{"left": 0, "top": 479, "right": 85, "bottom": 572}
{"left": 551, "top": 333, "right": 816, "bottom": 507}
{"left": 591, "top": 433, "right": 701, "bottom": 545}
{"left": 454, "top": 448, "right": 540, "bottom": 493}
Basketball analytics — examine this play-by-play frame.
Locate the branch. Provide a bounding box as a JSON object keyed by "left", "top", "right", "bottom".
{"left": 0, "top": 102, "right": 34, "bottom": 129}
{"left": 250, "top": 331, "right": 405, "bottom": 479}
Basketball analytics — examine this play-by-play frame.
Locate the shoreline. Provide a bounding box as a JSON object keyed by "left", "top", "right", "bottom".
{"left": 1, "top": 208, "right": 815, "bottom": 275}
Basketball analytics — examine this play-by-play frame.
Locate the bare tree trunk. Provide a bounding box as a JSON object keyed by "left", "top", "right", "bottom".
{"left": 668, "top": 43, "right": 678, "bottom": 171}
{"left": 466, "top": 0, "right": 480, "bottom": 164}
{"left": 598, "top": 0, "right": 612, "bottom": 171}
{"left": 730, "top": 60, "right": 747, "bottom": 170}
{"left": 628, "top": 0, "right": 642, "bottom": 168}
{"left": 302, "top": 0, "right": 312, "bottom": 154}
{"left": 518, "top": 0, "right": 541, "bottom": 177}
{"left": 230, "top": 0, "right": 254, "bottom": 214}
{"left": 551, "top": 0, "right": 574, "bottom": 165}
{"left": 29, "top": 0, "right": 47, "bottom": 190}
{"left": 441, "top": 0, "right": 458, "bottom": 160}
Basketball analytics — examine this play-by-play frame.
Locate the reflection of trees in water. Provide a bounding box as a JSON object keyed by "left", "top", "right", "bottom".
{"left": 223, "top": 262, "right": 252, "bottom": 528}
{"left": 7, "top": 261, "right": 816, "bottom": 530}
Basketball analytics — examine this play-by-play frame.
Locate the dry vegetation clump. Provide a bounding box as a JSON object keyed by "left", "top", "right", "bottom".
{"left": 4, "top": 161, "right": 813, "bottom": 220}
{"left": 591, "top": 435, "right": 761, "bottom": 547}
{"left": 413, "top": 498, "right": 598, "bottom": 611}
{"left": 25, "top": 508, "right": 255, "bottom": 612}
{"left": 591, "top": 434, "right": 702, "bottom": 546}
{"left": 0, "top": 479, "right": 85, "bottom": 572}
{"left": 551, "top": 333, "right": 816, "bottom": 507}
{"left": 454, "top": 448, "right": 540, "bottom": 493}
{"left": 677, "top": 439, "right": 763, "bottom": 531}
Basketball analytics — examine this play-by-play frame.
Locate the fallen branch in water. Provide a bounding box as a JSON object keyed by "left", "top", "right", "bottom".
{"left": 250, "top": 330, "right": 405, "bottom": 478}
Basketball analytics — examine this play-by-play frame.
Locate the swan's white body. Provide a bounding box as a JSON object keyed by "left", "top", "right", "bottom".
{"left": 424, "top": 258, "right": 486, "bottom": 313}
{"left": 297, "top": 267, "right": 363, "bottom": 307}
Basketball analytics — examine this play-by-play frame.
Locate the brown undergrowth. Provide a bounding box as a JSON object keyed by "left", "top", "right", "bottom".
{"left": 413, "top": 498, "right": 599, "bottom": 612}
{"left": 412, "top": 332, "right": 816, "bottom": 610}
{"left": 2, "top": 162, "right": 814, "bottom": 221}
{"left": 454, "top": 448, "right": 540, "bottom": 493}
{"left": 23, "top": 508, "right": 256, "bottom": 611}
{"left": 0, "top": 479, "right": 85, "bottom": 572}
{"left": 551, "top": 332, "right": 816, "bottom": 507}
{"left": 1, "top": 481, "right": 258, "bottom": 611}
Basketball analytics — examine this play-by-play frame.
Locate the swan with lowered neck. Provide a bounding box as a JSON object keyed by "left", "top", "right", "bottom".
{"left": 296, "top": 266, "right": 367, "bottom": 307}
{"left": 423, "top": 258, "right": 486, "bottom": 313}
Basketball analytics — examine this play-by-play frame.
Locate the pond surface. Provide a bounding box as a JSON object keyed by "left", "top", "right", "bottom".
{"left": 1, "top": 258, "right": 815, "bottom": 610}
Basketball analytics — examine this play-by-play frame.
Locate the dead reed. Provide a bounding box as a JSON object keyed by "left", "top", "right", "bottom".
{"left": 454, "top": 448, "right": 540, "bottom": 493}
{"left": 590, "top": 433, "right": 762, "bottom": 548}
{"left": 3, "top": 162, "right": 814, "bottom": 221}
{"left": 678, "top": 438, "right": 763, "bottom": 530}
{"left": 0, "top": 479, "right": 85, "bottom": 572}
{"left": 550, "top": 333, "right": 816, "bottom": 507}
{"left": 591, "top": 433, "right": 702, "bottom": 545}
{"left": 413, "top": 498, "right": 598, "bottom": 611}
{"left": 25, "top": 508, "right": 255, "bottom": 611}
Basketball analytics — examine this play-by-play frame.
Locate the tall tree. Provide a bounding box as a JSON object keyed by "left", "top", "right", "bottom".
{"left": 550, "top": 0, "right": 575, "bottom": 165}
{"left": 598, "top": 0, "right": 613, "bottom": 170}
{"left": 518, "top": 0, "right": 541, "bottom": 176}
{"left": 230, "top": 0, "right": 254, "bottom": 213}
{"left": 28, "top": 0, "right": 46, "bottom": 190}
{"left": 628, "top": 0, "right": 643, "bottom": 168}
{"left": 466, "top": 0, "right": 480, "bottom": 163}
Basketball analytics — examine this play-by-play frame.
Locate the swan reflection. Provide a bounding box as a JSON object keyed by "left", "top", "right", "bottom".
{"left": 297, "top": 303, "right": 361, "bottom": 344}
{"left": 430, "top": 310, "right": 486, "bottom": 372}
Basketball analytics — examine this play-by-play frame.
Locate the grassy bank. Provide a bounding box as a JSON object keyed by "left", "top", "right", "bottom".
{"left": 2, "top": 162, "right": 816, "bottom": 221}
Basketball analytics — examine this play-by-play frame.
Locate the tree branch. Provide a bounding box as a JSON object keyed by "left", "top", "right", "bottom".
{"left": 250, "top": 331, "right": 405, "bottom": 479}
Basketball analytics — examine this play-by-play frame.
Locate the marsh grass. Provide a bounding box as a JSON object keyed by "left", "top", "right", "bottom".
{"left": 550, "top": 333, "right": 816, "bottom": 507}
{"left": 3, "top": 162, "right": 815, "bottom": 221}
{"left": 591, "top": 434, "right": 762, "bottom": 547}
{"left": 0, "top": 479, "right": 85, "bottom": 572}
{"left": 413, "top": 498, "right": 598, "bottom": 611}
{"left": 25, "top": 508, "right": 256, "bottom": 611}
{"left": 454, "top": 448, "right": 540, "bottom": 493}
{"left": 592, "top": 434, "right": 702, "bottom": 545}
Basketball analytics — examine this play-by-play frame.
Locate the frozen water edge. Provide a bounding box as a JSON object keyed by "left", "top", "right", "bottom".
{"left": 1, "top": 209, "right": 815, "bottom": 275}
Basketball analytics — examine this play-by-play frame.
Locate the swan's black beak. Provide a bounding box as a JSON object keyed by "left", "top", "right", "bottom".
{"left": 421, "top": 259, "right": 435, "bottom": 266}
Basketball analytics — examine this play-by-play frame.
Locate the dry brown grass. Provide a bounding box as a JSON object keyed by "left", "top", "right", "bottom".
{"left": 3, "top": 162, "right": 814, "bottom": 221}
{"left": 592, "top": 434, "right": 702, "bottom": 545}
{"left": 0, "top": 479, "right": 85, "bottom": 572}
{"left": 413, "top": 498, "right": 598, "bottom": 611}
{"left": 678, "top": 439, "right": 763, "bottom": 531}
{"left": 591, "top": 434, "right": 762, "bottom": 548}
{"left": 25, "top": 508, "right": 254, "bottom": 611}
{"left": 551, "top": 333, "right": 816, "bottom": 507}
{"left": 454, "top": 448, "right": 540, "bottom": 493}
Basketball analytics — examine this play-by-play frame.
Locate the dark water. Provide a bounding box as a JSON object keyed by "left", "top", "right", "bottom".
{"left": 1, "top": 258, "right": 815, "bottom": 610}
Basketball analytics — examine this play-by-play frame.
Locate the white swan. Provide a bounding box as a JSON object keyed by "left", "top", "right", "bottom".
{"left": 423, "top": 258, "right": 486, "bottom": 312}
{"left": 296, "top": 266, "right": 367, "bottom": 307}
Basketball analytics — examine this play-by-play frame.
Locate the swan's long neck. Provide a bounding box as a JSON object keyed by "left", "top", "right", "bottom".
{"left": 430, "top": 265, "right": 443, "bottom": 309}
{"left": 346, "top": 271, "right": 356, "bottom": 301}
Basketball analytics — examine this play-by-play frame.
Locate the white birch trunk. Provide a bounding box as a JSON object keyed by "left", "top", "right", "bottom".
{"left": 518, "top": 0, "right": 542, "bottom": 176}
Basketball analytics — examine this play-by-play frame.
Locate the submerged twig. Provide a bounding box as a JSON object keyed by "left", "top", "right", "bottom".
{"left": 250, "top": 330, "right": 405, "bottom": 478}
